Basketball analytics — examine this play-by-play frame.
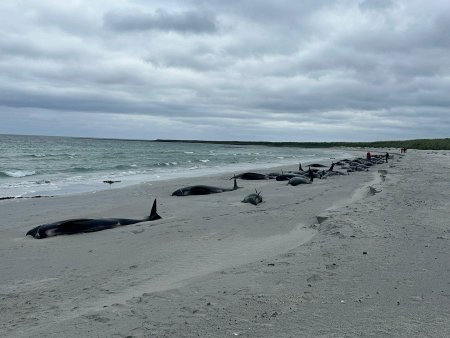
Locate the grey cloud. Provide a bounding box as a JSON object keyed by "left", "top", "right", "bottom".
{"left": 104, "top": 9, "right": 217, "bottom": 33}
{"left": 360, "top": 0, "right": 393, "bottom": 10}
{"left": 0, "top": 86, "right": 136, "bottom": 114}
{"left": 194, "top": 0, "right": 329, "bottom": 24}
{"left": 31, "top": 3, "right": 101, "bottom": 36}
{"left": 0, "top": 84, "right": 238, "bottom": 120}
{"left": 1, "top": 0, "right": 450, "bottom": 141}
{"left": 0, "top": 34, "right": 86, "bottom": 61}
{"left": 145, "top": 49, "right": 233, "bottom": 72}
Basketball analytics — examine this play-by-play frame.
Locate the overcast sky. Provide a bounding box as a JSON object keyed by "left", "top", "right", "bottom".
{"left": 1, "top": 0, "right": 449, "bottom": 141}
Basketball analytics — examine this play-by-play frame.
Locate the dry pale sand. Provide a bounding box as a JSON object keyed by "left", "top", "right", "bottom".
{"left": 0, "top": 150, "right": 449, "bottom": 337}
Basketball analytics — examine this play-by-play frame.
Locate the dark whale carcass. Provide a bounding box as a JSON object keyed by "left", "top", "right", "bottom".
{"left": 275, "top": 173, "right": 306, "bottom": 181}
{"left": 172, "top": 178, "right": 240, "bottom": 196}
{"left": 288, "top": 177, "right": 312, "bottom": 186}
{"left": 26, "top": 199, "right": 162, "bottom": 239}
{"left": 242, "top": 190, "right": 263, "bottom": 205}
{"left": 235, "top": 172, "right": 269, "bottom": 180}
{"left": 308, "top": 163, "right": 327, "bottom": 168}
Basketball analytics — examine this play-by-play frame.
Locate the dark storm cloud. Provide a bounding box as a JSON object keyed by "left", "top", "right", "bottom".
{"left": 0, "top": 0, "right": 450, "bottom": 141}
{"left": 104, "top": 9, "right": 217, "bottom": 34}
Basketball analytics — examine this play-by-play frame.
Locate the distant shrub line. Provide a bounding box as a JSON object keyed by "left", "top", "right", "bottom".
{"left": 155, "top": 138, "right": 450, "bottom": 150}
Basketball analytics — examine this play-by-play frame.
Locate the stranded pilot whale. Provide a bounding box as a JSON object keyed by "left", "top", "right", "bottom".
{"left": 242, "top": 190, "right": 263, "bottom": 205}
{"left": 26, "top": 199, "right": 161, "bottom": 239}
{"left": 172, "top": 177, "right": 240, "bottom": 196}
{"left": 234, "top": 172, "right": 269, "bottom": 180}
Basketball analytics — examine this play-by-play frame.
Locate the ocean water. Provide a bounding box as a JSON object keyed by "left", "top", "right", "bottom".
{"left": 0, "top": 134, "right": 352, "bottom": 197}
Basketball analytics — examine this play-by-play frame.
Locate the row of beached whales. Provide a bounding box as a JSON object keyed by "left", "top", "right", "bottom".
{"left": 171, "top": 155, "right": 386, "bottom": 200}
{"left": 26, "top": 155, "right": 387, "bottom": 239}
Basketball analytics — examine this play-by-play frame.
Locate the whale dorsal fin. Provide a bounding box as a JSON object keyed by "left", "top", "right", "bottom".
{"left": 233, "top": 175, "right": 240, "bottom": 190}
{"left": 149, "top": 199, "right": 162, "bottom": 221}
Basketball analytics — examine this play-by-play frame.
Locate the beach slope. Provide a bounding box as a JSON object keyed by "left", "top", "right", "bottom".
{"left": 1, "top": 150, "right": 449, "bottom": 337}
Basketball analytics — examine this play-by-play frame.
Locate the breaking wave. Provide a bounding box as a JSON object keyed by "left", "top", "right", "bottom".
{"left": 0, "top": 170, "right": 37, "bottom": 178}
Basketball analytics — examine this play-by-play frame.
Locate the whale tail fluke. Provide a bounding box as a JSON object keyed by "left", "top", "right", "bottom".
{"left": 149, "top": 199, "right": 162, "bottom": 221}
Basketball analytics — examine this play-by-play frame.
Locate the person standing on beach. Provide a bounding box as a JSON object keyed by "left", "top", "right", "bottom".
{"left": 366, "top": 152, "right": 371, "bottom": 161}
{"left": 385, "top": 152, "right": 389, "bottom": 163}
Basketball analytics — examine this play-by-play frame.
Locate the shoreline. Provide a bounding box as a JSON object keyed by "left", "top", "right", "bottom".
{"left": 0, "top": 147, "right": 357, "bottom": 200}
{"left": 0, "top": 152, "right": 352, "bottom": 230}
{"left": 0, "top": 146, "right": 355, "bottom": 199}
{"left": 2, "top": 150, "right": 449, "bottom": 337}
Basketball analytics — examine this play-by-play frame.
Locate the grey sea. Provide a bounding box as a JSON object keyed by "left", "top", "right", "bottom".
{"left": 0, "top": 134, "right": 352, "bottom": 198}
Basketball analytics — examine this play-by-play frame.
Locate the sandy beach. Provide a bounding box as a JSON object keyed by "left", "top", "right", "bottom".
{"left": 1, "top": 149, "right": 449, "bottom": 337}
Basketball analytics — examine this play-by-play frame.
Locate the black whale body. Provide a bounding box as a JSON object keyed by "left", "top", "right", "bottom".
{"left": 172, "top": 178, "right": 240, "bottom": 196}
{"left": 275, "top": 173, "right": 306, "bottom": 181}
{"left": 26, "top": 199, "right": 161, "bottom": 239}
{"left": 235, "top": 172, "right": 269, "bottom": 180}
{"left": 308, "top": 163, "right": 328, "bottom": 168}
{"left": 242, "top": 189, "right": 263, "bottom": 205}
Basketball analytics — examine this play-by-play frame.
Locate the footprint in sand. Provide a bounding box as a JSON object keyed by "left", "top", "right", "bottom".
{"left": 84, "top": 314, "right": 111, "bottom": 323}
{"left": 368, "top": 186, "right": 381, "bottom": 195}
{"left": 306, "top": 274, "right": 323, "bottom": 283}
